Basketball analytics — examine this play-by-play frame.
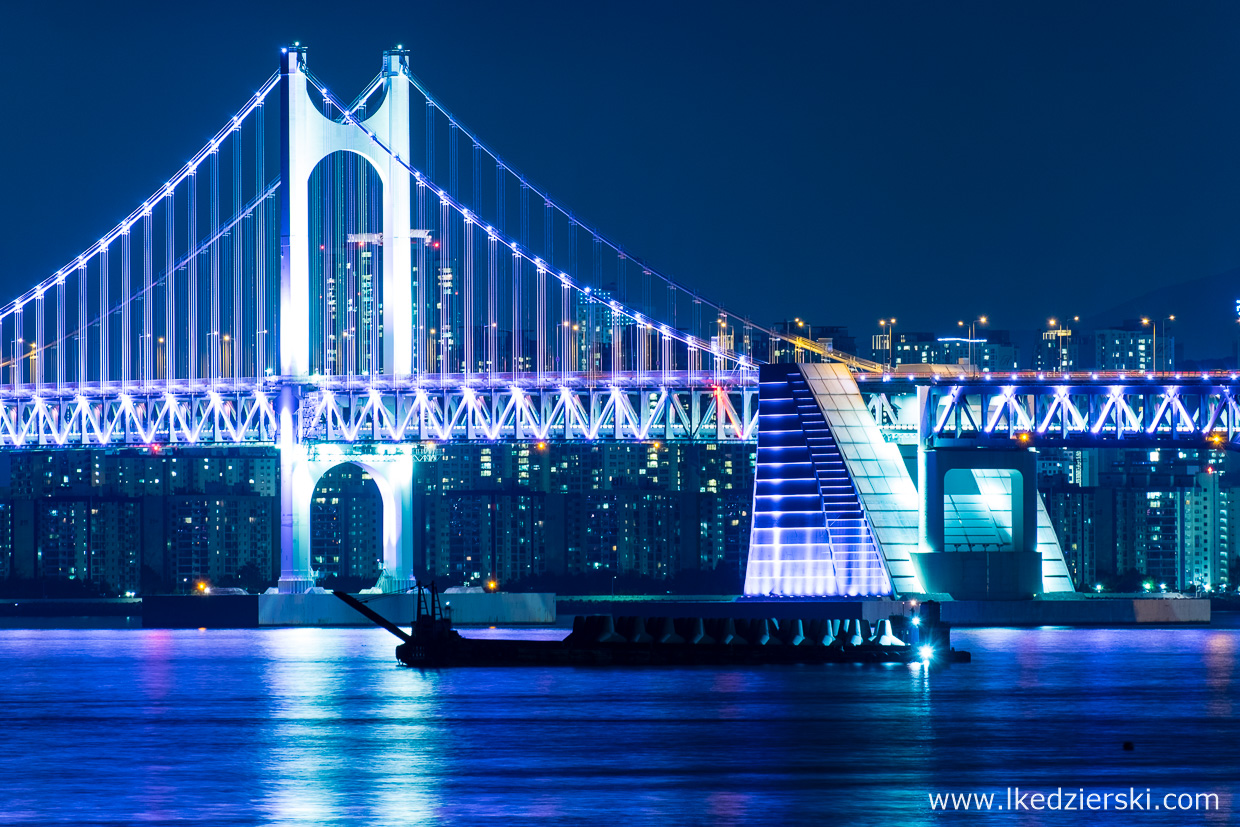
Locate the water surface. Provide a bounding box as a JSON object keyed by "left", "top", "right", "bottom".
{"left": 2, "top": 625, "right": 1237, "bottom": 825}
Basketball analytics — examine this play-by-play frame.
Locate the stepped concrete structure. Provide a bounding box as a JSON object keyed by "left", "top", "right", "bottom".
{"left": 745, "top": 364, "right": 1074, "bottom": 598}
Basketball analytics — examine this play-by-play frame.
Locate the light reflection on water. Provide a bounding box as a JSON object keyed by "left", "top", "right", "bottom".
{"left": 0, "top": 625, "right": 1238, "bottom": 825}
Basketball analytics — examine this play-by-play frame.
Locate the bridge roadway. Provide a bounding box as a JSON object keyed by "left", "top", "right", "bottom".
{"left": 4, "top": 367, "right": 1239, "bottom": 450}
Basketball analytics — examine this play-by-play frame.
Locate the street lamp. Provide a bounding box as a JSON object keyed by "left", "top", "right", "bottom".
{"left": 1161, "top": 315, "right": 1175, "bottom": 372}
{"left": 790, "top": 317, "right": 806, "bottom": 362}
{"left": 1046, "top": 316, "right": 1079, "bottom": 372}
{"left": 1141, "top": 315, "right": 1175, "bottom": 373}
{"left": 957, "top": 316, "right": 987, "bottom": 373}
{"left": 879, "top": 318, "right": 896, "bottom": 368}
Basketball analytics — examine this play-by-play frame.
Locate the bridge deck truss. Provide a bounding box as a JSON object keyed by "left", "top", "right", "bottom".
{"left": 919, "top": 379, "right": 1240, "bottom": 448}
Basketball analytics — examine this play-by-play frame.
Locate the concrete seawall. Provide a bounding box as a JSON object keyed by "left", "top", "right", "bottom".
{"left": 939, "top": 597, "right": 1209, "bottom": 626}
{"left": 556, "top": 595, "right": 1211, "bottom": 627}
{"left": 140, "top": 592, "right": 555, "bottom": 628}
{"left": 38, "top": 592, "right": 1212, "bottom": 629}
{"left": 257, "top": 592, "right": 555, "bottom": 627}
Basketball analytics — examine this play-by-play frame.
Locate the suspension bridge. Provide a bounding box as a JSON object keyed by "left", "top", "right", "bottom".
{"left": 8, "top": 46, "right": 1240, "bottom": 598}
{"left": 2, "top": 46, "right": 852, "bottom": 593}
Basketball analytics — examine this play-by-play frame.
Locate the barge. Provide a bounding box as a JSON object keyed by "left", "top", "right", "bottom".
{"left": 332, "top": 584, "right": 970, "bottom": 667}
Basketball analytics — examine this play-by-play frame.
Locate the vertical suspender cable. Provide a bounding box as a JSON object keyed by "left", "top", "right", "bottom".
{"left": 166, "top": 189, "right": 175, "bottom": 384}
{"left": 643, "top": 266, "right": 651, "bottom": 372}
{"left": 77, "top": 265, "right": 87, "bottom": 384}
{"left": 121, "top": 226, "right": 131, "bottom": 386}
{"left": 56, "top": 276, "right": 64, "bottom": 390}
{"left": 421, "top": 100, "right": 434, "bottom": 378}
{"left": 561, "top": 278, "right": 570, "bottom": 381}
{"left": 210, "top": 149, "right": 220, "bottom": 383}
{"left": 463, "top": 215, "right": 473, "bottom": 380}
{"left": 495, "top": 163, "right": 505, "bottom": 371}
{"left": 370, "top": 136, "right": 380, "bottom": 377}
{"left": 346, "top": 155, "right": 356, "bottom": 375}
{"left": 100, "top": 248, "right": 109, "bottom": 384}
{"left": 512, "top": 247, "right": 521, "bottom": 374}
{"left": 317, "top": 155, "right": 328, "bottom": 374}
{"left": 425, "top": 99, "right": 435, "bottom": 190}
{"left": 691, "top": 296, "right": 701, "bottom": 379}
{"left": 536, "top": 265, "right": 546, "bottom": 385}
{"left": 448, "top": 108, "right": 459, "bottom": 392}
{"left": 77, "top": 264, "right": 87, "bottom": 385}
{"left": 568, "top": 219, "right": 577, "bottom": 376}
{"left": 349, "top": 126, "right": 358, "bottom": 375}
{"left": 362, "top": 129, "right": 372, "bottom": 375}
{"left": 188, "top": 172, "right": 198, "bottom": 381}
{"left": 448, "top": 122, "right": 457, "bottom": 202}
{"left": 612, "top": 254, "right": 622, "bottom": 376}
{"left": 592, "top": 234, "right": 601, "bottom": 386}
{"left": 232, "top": 125, "right": 242, "bottom": 380}
{"left": 520, "top": 182, "right": 528, "bottom": 373}
{"left": 487, "top": 229, "right": 497, "bottom": 378}
{"left": 668, "top": 283, "right": 676, "bottom": 374}
{"left": 143, "top": 210, "right": 153, "bottom": 384}
{"left": 471, "top": 141, "right": 483, "bottom": 373}
{"left": 415, "top": 178, "right": 426, "bottom": 377}
{"left": 13, "top": 304, "right": 22, "bottom": 390}
{"left": 255, "top": 101, "right": 265, "bottom": 380}
{"left": 351, "top": 155, "right": 360, "bottom": 375}
{"left": 472, "top": 142, "right": 481, "bottom": 210}
{"left": 35, "top": 290, "right": 44, "bottom": 388}
{"left": 369, "top": 145, "right": 379, "bottom": 376}
{"left": 544, "top": 199, "right": 553, "bottom": 376}
{"left": 439, "top": 197, "right": 449, "bottom": 378}
{"left": 637, "top": 271, "right": 648, "bottom": 383}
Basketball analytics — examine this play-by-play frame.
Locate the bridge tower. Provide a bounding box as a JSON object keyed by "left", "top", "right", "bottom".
{"left": 277, "top": 46, "right": 417, "bottom": 593}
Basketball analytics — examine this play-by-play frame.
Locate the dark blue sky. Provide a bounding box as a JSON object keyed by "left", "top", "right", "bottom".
{"left": 3, "top": 2, "right": 1240, "bottom": 354}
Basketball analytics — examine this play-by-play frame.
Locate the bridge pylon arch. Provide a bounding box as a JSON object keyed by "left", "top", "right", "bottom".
{"left": 278, "top": 45, "right": 412, "bottom": 380}
{"left": 279, "top": 443, "right": 419, "bottom": 594}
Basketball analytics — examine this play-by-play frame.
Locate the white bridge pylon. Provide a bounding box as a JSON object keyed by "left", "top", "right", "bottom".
{"left": 277, "top": 46, "right": 415, "bottom": 592}
{"left": 280, "top": 45, "right": 411, "bottom": 379}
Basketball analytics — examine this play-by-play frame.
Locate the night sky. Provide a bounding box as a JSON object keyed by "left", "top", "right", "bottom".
{"left": 4, "top": 2, "right": 1240, "bottom": 358}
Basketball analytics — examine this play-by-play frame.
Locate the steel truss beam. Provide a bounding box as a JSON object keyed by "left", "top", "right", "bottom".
{"left": 298, "top": 385, "right": 757, "bottom": 443}
{"left": 918, "top": 380, "right": 1240, "bottom": 448}
{"left": 0, "top": 378, "right": 757, "bottom": 448}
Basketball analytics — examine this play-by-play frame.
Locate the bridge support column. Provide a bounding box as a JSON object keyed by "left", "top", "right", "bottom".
{"left": 277, "top": 386, "right": 315, "bottom": 593}
{"left": 366, "top": 448, "right": 417, "bottom": 592}
{"left": 277, "top": 441, "right": 316, "bottom": 594}
{"left": 378, "top": 51, "right": 412, "bottom": 378}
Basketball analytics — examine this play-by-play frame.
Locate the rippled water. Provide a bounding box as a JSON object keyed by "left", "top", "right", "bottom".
{"left": 2, "top": 624, "right": 1238, "bottom": 825}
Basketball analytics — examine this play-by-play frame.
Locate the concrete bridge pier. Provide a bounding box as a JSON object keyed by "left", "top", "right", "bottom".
{"left": 914, "top": 447, "right": 1042, "bottom": 599}
{"left": 278, "top": 443, "right": 419, "bottom": 594}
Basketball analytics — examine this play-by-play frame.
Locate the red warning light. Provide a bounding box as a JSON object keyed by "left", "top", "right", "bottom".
{"left": 432, "top": 241, "right": 440, "bottom": 249}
